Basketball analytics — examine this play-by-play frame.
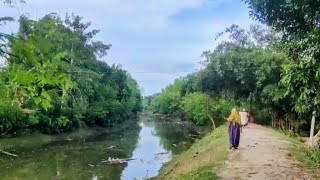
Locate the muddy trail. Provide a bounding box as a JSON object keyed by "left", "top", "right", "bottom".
{"left": 219, "top": 124, "right": 318, "bottom": 180}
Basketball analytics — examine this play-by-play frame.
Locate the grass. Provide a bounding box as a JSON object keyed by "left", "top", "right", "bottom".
{"left": 156, "top": 124, "right": 319, "bottom": 180}
{"left": 156, "top": 125, "right": 229, "bottom": 180}
{"left": 285, "top": 137, "right": 320, "bottom": 171}
{"left": 270, "top": 128, "right": 320, "bottom": 174}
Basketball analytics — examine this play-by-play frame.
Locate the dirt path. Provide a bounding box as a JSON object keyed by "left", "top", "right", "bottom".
{"left": 218, "top": 124, "right": 317, "bottom": 180}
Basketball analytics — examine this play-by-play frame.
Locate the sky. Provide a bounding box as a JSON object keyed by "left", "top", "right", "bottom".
{"left": 1, "top": 0, "right": 254, "bottom": 95}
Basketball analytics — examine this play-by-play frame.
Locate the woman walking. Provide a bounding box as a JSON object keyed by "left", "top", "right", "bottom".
{"left": 227, "top": 108, "right": 242, "bottom": 149}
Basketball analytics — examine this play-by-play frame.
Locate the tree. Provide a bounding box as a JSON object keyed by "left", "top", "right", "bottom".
{"left": 245, "top": 0, "right": 320, "bottom": 145}
{"left": 244, "top": 0, "right": 320, "bottom": 111}
{"left": 148, "top": 25, "right": 286, "bottom": 129}
{"left": 152, "top": 79, "right": 184, "bottom": 114}
{"left": 199, "top": 25, "right": 284, "bottom": 103}
{"left": 0, "top": 13, "right": 142, "bottom": 135}
{"left": 0, "top": 0, "right": 25, "bottom": 57}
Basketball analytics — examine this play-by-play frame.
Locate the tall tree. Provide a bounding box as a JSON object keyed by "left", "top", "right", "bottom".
{"left": 244, "top": 0, "right": 320, "bottom": 114}
{"left": 1, "top": 0, "right": 22, "bottom": 57}
{"left": 245, "top": 0, "right": 320, "bottom": 144}
{"left": 0, "top": 13, "right": 142, "bottom": 135}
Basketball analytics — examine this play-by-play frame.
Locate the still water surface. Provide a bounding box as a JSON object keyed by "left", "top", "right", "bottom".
{"left": 0, "top": 113, "right": 205, "bottom": 180}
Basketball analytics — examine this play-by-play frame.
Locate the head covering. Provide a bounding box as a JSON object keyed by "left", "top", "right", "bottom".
{"left": 227, "top": 108, "right": 240, "bottom": 124}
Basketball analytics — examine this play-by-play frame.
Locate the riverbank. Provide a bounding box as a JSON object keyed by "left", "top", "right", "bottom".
{"left": 157, "top": 124, "right": 319, "bottom": 180}
{"left": 156, "top": 125, "right": 229, "bottom": 179}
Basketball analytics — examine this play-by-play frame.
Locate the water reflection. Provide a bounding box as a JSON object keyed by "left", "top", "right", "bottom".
{"left": 0, "top": 120, "right": 141, "bottom": 180}
{"left": 121, "top": 122, "right": 172, "bottom": 180}
{"left": 0, "top": 113, "right": 205, "bottom": 180}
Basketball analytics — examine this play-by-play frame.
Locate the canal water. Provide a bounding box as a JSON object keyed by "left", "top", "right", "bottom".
{"left": 0, "top": 113, "right": 206, "bottom": 180}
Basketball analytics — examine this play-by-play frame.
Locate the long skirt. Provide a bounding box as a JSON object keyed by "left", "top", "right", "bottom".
{"left": 229, "top": 122, "right": 240, "bottom": 149}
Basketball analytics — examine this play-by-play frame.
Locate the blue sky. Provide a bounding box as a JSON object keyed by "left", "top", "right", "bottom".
{"left": 1, "top": 0, "right": 253, "bottom": 95}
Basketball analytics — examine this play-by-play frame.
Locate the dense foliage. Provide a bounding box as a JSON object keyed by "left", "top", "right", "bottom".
{"left": 245, "top": 0, "right": 320, "bottom": 115}
{"left": 244, "top": 0, "right": 320, "bottom": 163}
{"left": 0, "top": 13, "right": 142, "bottom": 136}
{"left": 147, "top": 1, "right": 320, "bottom": 142}
{"left": 181, "top": 92, "right": 210, "bottom": 125}
{"left": 145, "top": 24, "right": 286, "bottom": 128}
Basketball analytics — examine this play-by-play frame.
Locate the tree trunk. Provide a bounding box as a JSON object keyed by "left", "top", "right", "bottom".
{"left": 208, "top": 114, "right": 216, "bottom": 130}
{"left": 206, "top": 97, "right": 215, "bottom": 129}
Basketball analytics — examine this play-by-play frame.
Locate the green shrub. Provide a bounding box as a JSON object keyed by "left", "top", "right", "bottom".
{"left": 0, "top": 103, "right": 29, "bottom": 136}
{"left": 181, "top": 92, "right": 211, "bottom": 125}
{"left": 210, "top": 98, "right": 234, "bottom": 123}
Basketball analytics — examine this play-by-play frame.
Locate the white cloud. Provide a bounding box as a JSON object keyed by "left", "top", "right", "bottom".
{"left": 0, "top": 0, "right": 253, "bottom": 95}
{"left": 2, "top": 0, "right": 221, "bottom": 30}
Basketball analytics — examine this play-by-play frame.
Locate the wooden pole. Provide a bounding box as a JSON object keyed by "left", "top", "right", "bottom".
{"left": 309, "top": 110, "right": 316, "bottom": 146}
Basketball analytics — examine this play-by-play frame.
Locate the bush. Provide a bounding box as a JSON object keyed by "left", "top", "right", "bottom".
{"left": 0, "top": 103, "right": 29, "bottom": 136}
{"left": 36, "top": 115, "right": 72, "bottom": 134}
{"left": 210, "top": 98, "right": 234, "bottom": 123}
{"left": 181, "top": 92, "right": 211, "bottom": 125}
{"left": 152, "top": 80, "right": 183, "bottom": 114}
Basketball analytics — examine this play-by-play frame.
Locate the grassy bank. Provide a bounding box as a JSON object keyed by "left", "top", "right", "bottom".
{"left": 156, "top": 125, "right": 319, "bottom": 180}
{"left": 272, "top": 130, "right": 320, "bottom": 170}
{"left": 156, "top": 125, "right": 228, "bottom": 180}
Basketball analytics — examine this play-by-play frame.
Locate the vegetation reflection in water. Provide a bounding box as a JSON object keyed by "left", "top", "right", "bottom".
{"left": 0, "top": 113, "right": 205, "bottom": 180}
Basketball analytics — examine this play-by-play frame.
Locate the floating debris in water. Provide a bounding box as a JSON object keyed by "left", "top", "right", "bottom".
{"left": 102, "top": 157, "right": 136, "bottom": 164}
{"left": 0, "top": 150, "right": 18, "bottom": 157}
{"left": 107, "top": 146, "right": 117, "bottom": 149}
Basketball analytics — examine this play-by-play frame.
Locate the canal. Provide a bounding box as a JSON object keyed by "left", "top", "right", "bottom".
{"left": 0, "top": 112, "right": 207, "bottom": 180}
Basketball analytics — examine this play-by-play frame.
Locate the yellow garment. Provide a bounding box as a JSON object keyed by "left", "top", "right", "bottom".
{"left": 227, "top": 108, "right": 240, "bottom": 124}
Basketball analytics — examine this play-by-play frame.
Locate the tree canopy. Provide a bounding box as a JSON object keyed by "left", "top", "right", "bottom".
{"left": 145, "top": 23, "right": 314, "bottom": 134}
{"left": 0, "top": 13, "right": 142, "bottom": 135}
{"left": 245, "top": 0, "right": 320, "bottom": 115}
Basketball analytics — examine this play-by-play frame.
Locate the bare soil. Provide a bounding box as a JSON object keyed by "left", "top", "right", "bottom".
{"left": 218, "top": 124, "right": 318, "bottom": 180}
